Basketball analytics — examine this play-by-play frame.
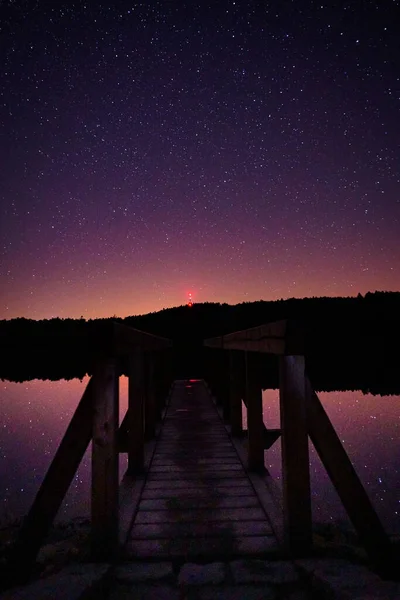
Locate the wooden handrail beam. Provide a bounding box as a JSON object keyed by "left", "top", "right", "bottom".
{"left": 91, "top": 321, "right": 172, "bottom": 359}
{"left": 204, "top": 319, "right": 304, "bottom": 355}
{"left": 112, "top": 321, "right": 172, "bottom": 354}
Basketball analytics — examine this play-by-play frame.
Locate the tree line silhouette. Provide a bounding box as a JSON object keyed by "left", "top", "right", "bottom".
{"left": 1, "top": 291, "right": 399, "bottom": 394}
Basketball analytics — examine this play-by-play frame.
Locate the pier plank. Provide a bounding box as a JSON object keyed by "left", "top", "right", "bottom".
{"left": 141, "top": 487, "right": 254, "bottom": 499}
{"left": 139, "top": 496, "right": 259, "bottom": 510}
{"left": 126, "top": 536, "right": 279, "bottom": 560}
{"left": 143, "top": 479, "right": 252, "bottom": 489}
{"left": 134, "top": 507, "right": 267, "bottom": 524}
{"left": 131, "top": 521, "right": 272, "bottom": 538}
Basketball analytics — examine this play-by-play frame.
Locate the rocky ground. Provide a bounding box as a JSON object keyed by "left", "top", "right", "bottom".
{"left": 1, "top": 557, "right": 400, "bottom": 599}
{"left": 1, "top": 520, "right": 399, "bottom": 599}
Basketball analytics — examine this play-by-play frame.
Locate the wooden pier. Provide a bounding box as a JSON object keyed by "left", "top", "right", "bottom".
{"left": 6, "top": 319, "right": 397, "bottom": 587}
{"left": 125, "top": 379, "right": 278, "bottom": 560}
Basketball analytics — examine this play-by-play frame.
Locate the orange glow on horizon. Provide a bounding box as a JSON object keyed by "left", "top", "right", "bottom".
{"left": 1, "top": 262, "right": 399, "bottom": 321}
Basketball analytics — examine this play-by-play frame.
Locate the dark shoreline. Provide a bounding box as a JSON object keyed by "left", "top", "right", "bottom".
{"left": 1, "top": 292, "right": 399, "bottom": 393}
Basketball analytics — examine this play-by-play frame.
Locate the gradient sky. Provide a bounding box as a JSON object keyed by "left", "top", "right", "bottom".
{"left": 1, "top": 1, "right": 399, "bottom": 319}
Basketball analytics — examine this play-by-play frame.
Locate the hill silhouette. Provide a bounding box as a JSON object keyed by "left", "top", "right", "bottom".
{"left": 1, "top": 291, "right": 399, "bottom": 393}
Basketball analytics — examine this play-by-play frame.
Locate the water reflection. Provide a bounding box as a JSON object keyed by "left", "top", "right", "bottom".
{"left": 0, "top": 379, "right": 399, "bottom": 535}
{"left": 0, "top": 377, "right": 128, "bottom": 524}
{"left": 255, "top": 390, "right": 400, "bottom": 534}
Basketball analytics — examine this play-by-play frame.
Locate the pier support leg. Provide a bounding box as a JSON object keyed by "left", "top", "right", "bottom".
{"left": 220, "top": 350, "right": 231, "bottom": 422}
{"left": 229, "top": 350, "right": 243, "bottom": 436}
{"left": 246, "top": 352, "right": 264, "bottom": 471}
{"left": 145, "top": 351, "right": 156, "bottom": 440}
{"left": 127, "top": 349, "right": 145, "bottom": 473}
{"left": 91, "top": 359, "right": 119, "bottom": 560}
{"left": 279, "top": 355, "right": 312, "bottom": 555}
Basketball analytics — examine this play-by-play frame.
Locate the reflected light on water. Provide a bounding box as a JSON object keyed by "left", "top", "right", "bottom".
{"left": 0, "top": 377, "right": 128, "bottom": 524}
{"left": 0, "top": 379, "right": 399, "bottom": 535}
{"left": 250, "top": 389, "right": 400, "bottom": 534}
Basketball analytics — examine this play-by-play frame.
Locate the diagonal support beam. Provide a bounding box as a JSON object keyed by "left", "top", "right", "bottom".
{"left": 10, "top": 376, "right": 95, "bottom": 579}
{"left": 306, "top": 383, "right": 394, "bottom": 574}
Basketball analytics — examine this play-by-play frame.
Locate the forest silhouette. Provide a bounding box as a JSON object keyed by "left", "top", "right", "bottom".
{"left": 1, "top": 291, "right": 399, "bottom": 394}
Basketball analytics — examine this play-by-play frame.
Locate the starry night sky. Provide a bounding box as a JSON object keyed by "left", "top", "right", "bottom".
{"left": 1, "top": 1, "right": 399, "bottom": 319}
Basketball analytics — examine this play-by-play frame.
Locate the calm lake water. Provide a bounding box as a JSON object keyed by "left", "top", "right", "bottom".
{"left": 1, "top": 378, "right": 399, "bottom": 534}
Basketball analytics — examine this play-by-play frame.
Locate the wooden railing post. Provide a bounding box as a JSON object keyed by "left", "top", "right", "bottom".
{"left": 229, "top": 350, "right": 243, "bottom": 436}
{"left": 279, "top": 354, "right": 312, "bottom": 555}
{"left": 127, "top": 348, "right": 145, "bottom": 473}
{"left": 91, "top": 359, "right": 119, "bottom": 560}
{"left": 154, "top": 350, "right": 163, "bottom": 418}
{"left": 203, "top": 348, "right": 212, "bottom": 392}
{"left": 144, "top": 351, "right": 156, "bottom": 440}
{"left": 221, "top": 349, "right": 230, "bottom": 422}
{"left": 213, "top": 345, "right": 230, "bottom": 421}
{"left": 207, "top": 348, "right": 221, "bottom": 401}
{"left": 245, "top": 352, "right": 264, "bottom": 471}
{"left": 162, "top": 348, "right": 173, "bottom": 401}
{"left": 154, "top": 350, "right": 166, "bottom": 421}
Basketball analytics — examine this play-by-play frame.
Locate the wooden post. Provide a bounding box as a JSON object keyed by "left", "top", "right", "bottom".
{"left": 246, "top": 352, "right": 264, "bottom": 471}
{"left": 151, "top": 350, "right": 160, "bottom": 422}
{"left": 159, "top": 348, "right": 171, "bottom": 404}
{"left": 279, "top": 355, "right": 312, "bottom": 554}
{"left": 91, "top": 359, "right": 119, "bottom": 560}
{"left": 154, "top": 351, "right": 165, "bottom": 421}
{"left": 221, "top": 350, "right": 230, "bottom": 422}
{"left": 9, "top": 377, "right": 95, "bottom": 580}
{"left": 207, "top": 348, "right": 219, "bottom": 400}
{"left": 306, "top": 382, "right": 394, "bottom": 574}
{"left": 155, "top": 350, "right": 164, "bottom": 416}
{"left": 203, "top": 348, "right": 212, "bottom": 392}
{"left": 127, "top": 349, "right": 145, "bottom": 472}
{"left": 164, "top": 348, "right": 173, "bottom": 400}
{"left": 229, "top": 350, "right": 243, "bottom": 436}
{"left": 165, "top": 348, "right": 173, "bottom": 398}
{"left": 144, "top": 351, "right": 156, "bottom": 440}
{"left": 214, "top": 344, "right": 230, "bottom": 421}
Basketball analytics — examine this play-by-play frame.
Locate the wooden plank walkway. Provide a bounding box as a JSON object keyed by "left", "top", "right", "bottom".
{"left": 125, "top": 379, "right": 280, "bottom": 560}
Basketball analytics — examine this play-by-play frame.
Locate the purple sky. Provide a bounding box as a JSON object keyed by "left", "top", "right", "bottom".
{"left": 1, "top": 1, "right": 399, "bottom": 318}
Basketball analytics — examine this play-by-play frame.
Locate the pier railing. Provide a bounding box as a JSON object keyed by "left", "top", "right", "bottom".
{"left": 6, "top": 317, "right": 396, "bottom": 582}
{"left": 9, "top": 322, "right": 172, "bottom": 580}
{"left": 204, "top": 319, "right": 394, "bottom": 575}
